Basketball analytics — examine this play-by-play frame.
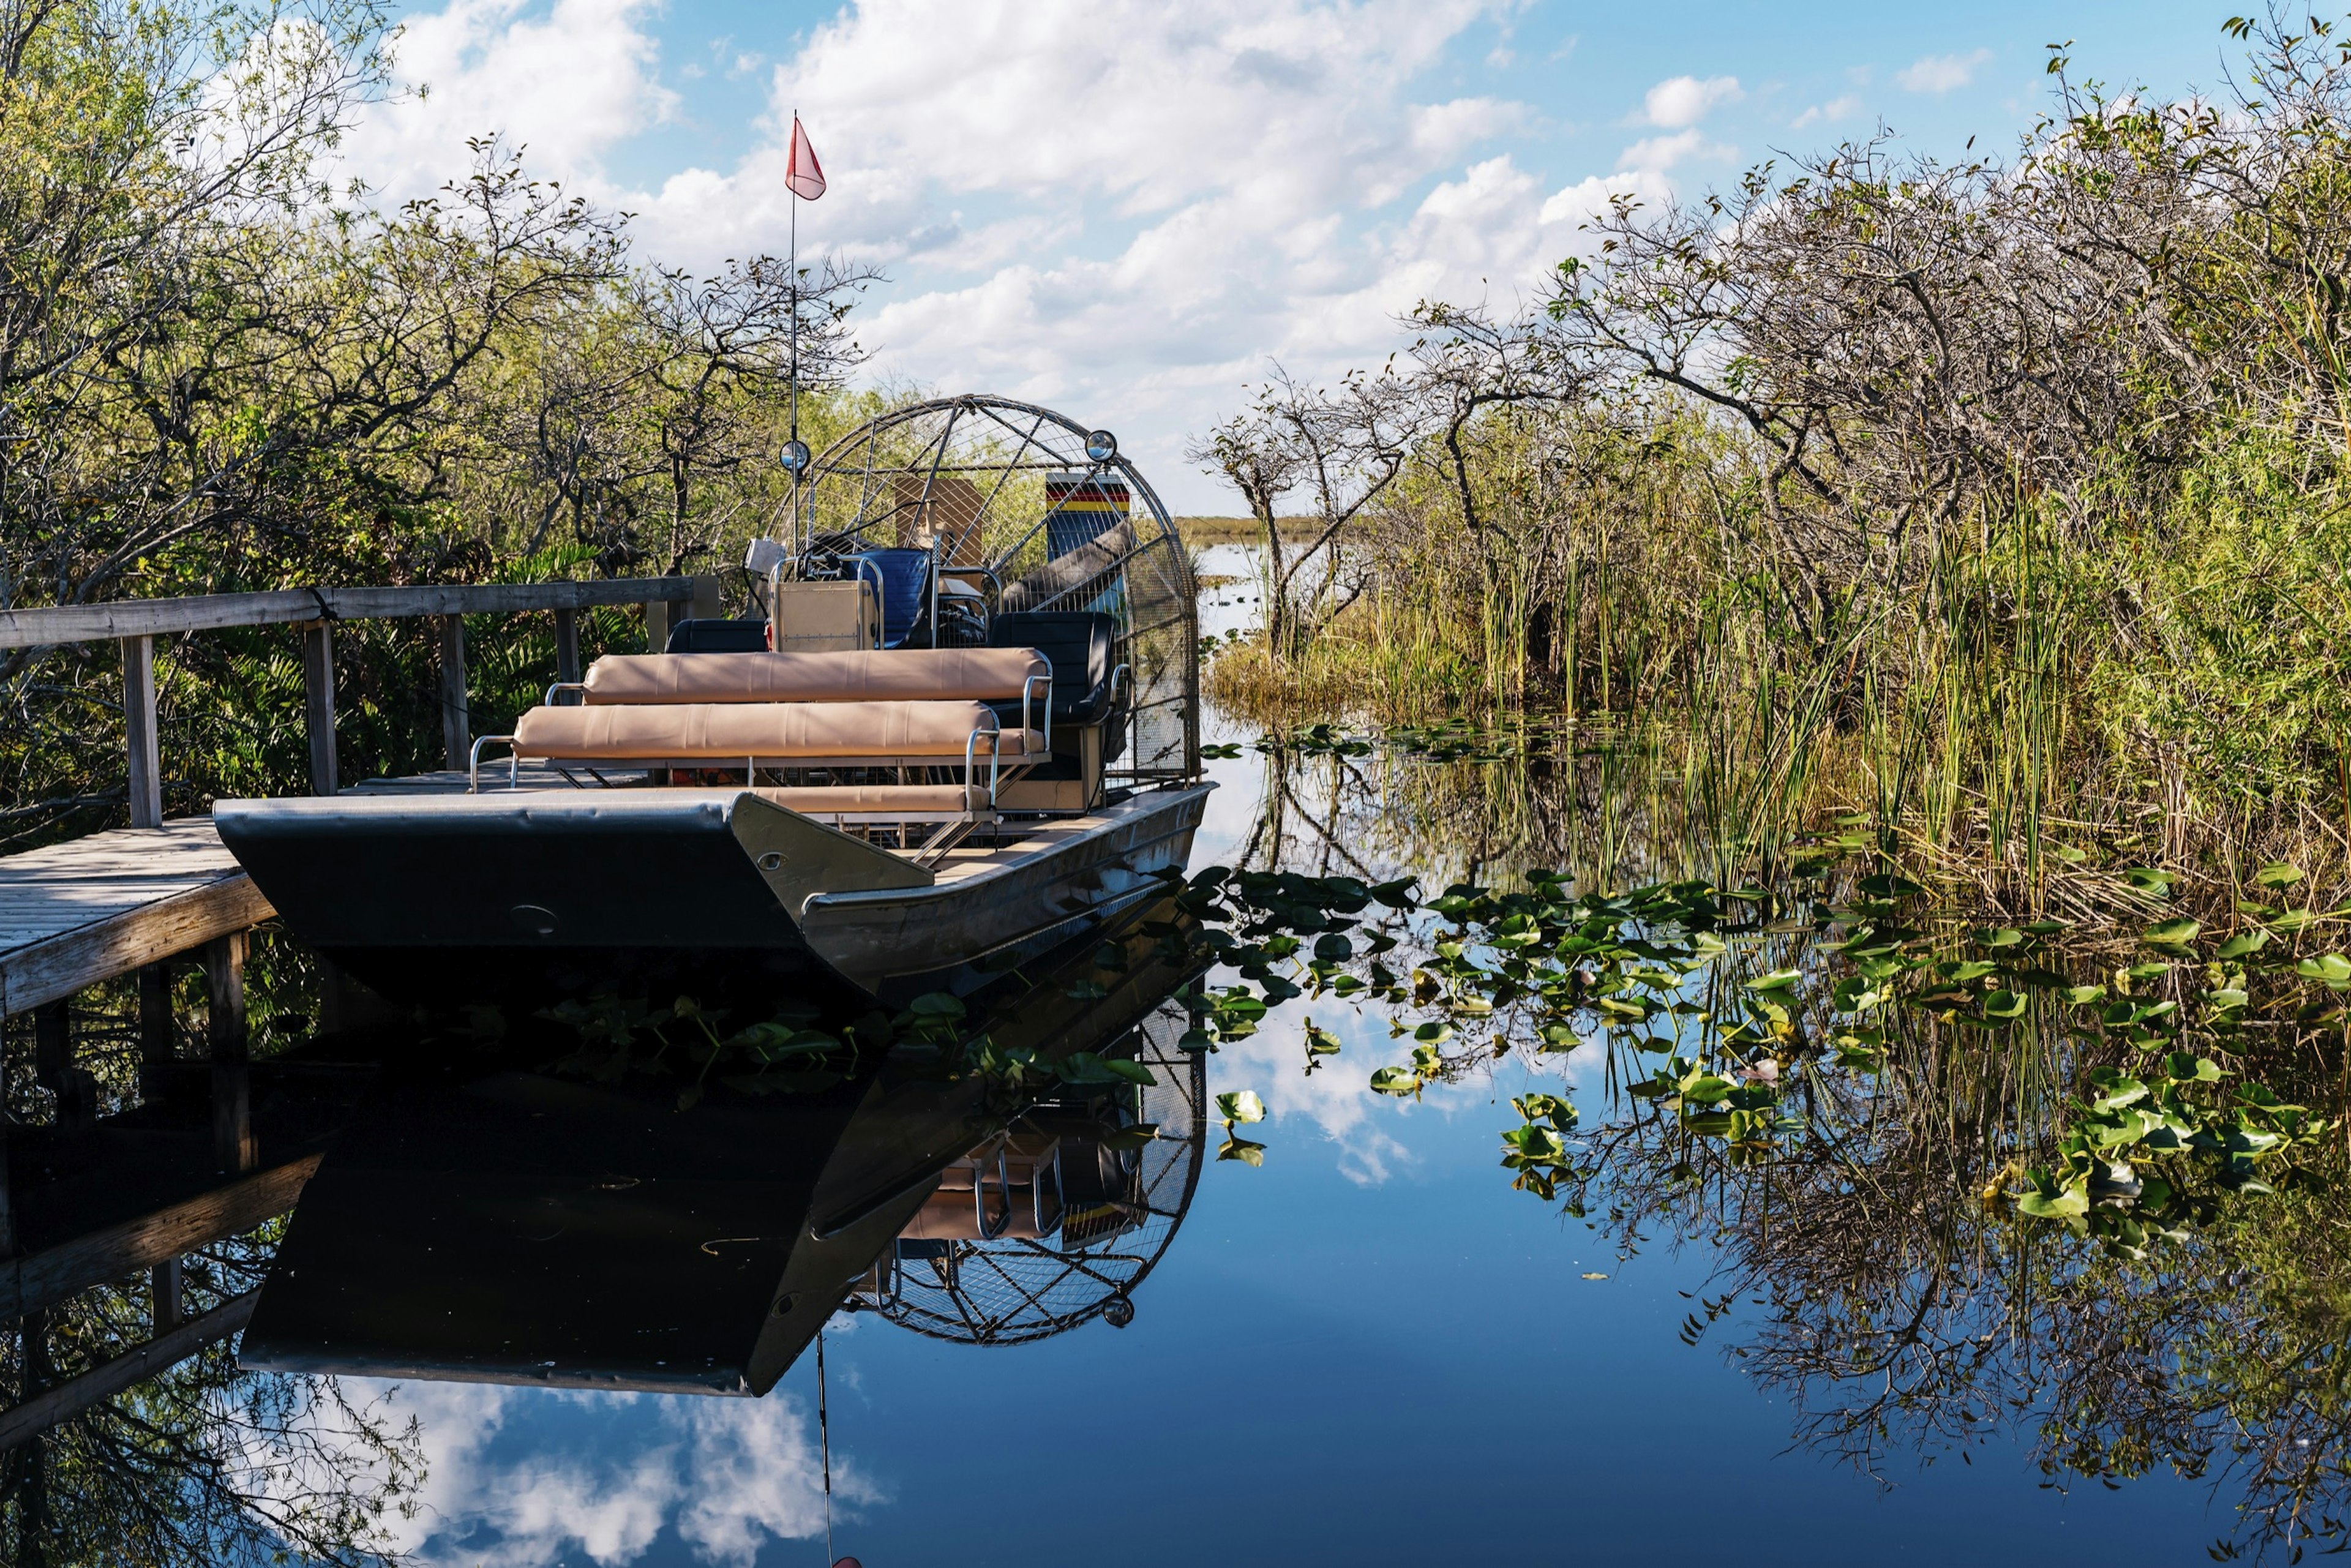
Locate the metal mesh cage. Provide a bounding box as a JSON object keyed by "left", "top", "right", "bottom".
{"left": 798, "top": 396, "right": 1199, "bottom": 784}
{"left": 853, "top": 1002, "right": 1207, "bottom": 1345}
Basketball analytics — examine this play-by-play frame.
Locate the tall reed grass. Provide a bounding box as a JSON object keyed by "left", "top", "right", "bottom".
{"left": 1207, "top": 456, "right": 2351, "bottom": 919}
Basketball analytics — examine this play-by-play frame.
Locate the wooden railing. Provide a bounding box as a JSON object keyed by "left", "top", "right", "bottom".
{"left": 0, "top": 575, "right": 725, "bottom": 817}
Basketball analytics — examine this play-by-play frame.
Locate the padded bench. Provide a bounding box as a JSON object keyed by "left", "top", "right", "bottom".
{"left": 473, "top": 648, "right": 1065, "bottom": 862}
{"left": 748, "top": 783, "right": 1000, "bottom": 839}
{"left": 573, "top": 648, "right": 1051, "bottom": 708}
{"left": 470, "top": 700, "right": 1036, "bottom": 863}
{"left": 481, "top": 698, "right": 1041, "bottom": 774}
{"left": 750, "top": 783, "right": 992, "bottom": 819}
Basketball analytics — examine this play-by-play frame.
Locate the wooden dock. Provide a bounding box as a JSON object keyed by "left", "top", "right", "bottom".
{"left": 0, "top": 571, "right": 721, "bottom": 1450}
{"left": 0, "top": 822, "right": 272, "bottom": 1018}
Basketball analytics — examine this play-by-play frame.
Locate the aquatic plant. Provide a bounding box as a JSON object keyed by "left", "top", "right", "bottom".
{"left": 1164, "top": 849, "right": 2345, "bottom": 1254}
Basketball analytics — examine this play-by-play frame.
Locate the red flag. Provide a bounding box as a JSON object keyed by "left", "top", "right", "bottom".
{"left": 786, "top": 116, "right": 825, "bottom": 201}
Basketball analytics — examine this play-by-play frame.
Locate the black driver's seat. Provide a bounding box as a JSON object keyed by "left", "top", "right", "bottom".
{"left": 987, "top": 612, "right": 1127, "bottom": 805}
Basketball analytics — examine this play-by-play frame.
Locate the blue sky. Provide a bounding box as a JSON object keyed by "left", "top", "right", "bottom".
{"left": 350, "top": 0, "right": 2253, "bottom": 509}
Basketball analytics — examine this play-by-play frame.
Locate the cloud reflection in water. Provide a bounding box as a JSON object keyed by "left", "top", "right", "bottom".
{"left": 345, "top": 1374, "right": 877, "bottom": 1567}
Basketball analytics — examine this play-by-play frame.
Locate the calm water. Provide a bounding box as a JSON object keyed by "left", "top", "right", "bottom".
{"left": 24, "top": 545, "right": 2330, "bottom": 1564}
{"left": 317, "top": 719, "right": 2227, "bottom": 1568}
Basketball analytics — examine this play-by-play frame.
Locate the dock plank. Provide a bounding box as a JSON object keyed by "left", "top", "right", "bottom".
{"left": 0, "top": 1155, "right": 321, "bottom": 1320}
{"left": 0, "top": 822, "right": 272, "bottom": 1017}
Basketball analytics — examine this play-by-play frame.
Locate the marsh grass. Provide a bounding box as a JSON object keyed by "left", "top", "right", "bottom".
{"left": 1208, "top": 475, "right": 2351, "bottom": 928}
{"left": 1173, "top": 516, "right": 1332, "bottom": 546}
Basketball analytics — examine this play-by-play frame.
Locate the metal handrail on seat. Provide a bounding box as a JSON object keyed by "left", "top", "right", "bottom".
{"left": 851, "top": 557, "right": 887, "bottom": 649}
{"left": 972, "top": 1145, "right": 1012, "bottom": 1240}
{"left": 470, "top": 732, "right": 520, "bottom": 792}
{"left": 964, "top": 715, "right": 1005, "bottom": 807}
{"left": 1021, "top": 673, "right": 1053, "bottom": 750}
{"left": 1027, "top": 1141, "right": 1065, "bottom": 1234}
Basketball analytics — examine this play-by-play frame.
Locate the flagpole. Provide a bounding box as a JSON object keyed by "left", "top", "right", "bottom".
{"left": 788, "top": 111, "right": 801, "bottom": 560}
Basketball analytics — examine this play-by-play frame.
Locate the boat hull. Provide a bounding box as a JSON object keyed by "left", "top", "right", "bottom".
{"left": 212, "top": 785, "right": 1212, "bottom": 1003}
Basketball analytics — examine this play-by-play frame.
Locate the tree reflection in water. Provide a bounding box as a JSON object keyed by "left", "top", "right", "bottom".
{"left": 0, "top": 1234, "right": 420, "bottom": 1566}
{"left": 1206, "top": 723, "right": 2351, "bottom": 1560}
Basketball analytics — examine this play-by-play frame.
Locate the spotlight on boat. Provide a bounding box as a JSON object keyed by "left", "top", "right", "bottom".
{"left": 779, "top": 438, "right": 812, "bottom": 473}
{"left": 1084, "top": 429, "right": 1117, "bottom": 463}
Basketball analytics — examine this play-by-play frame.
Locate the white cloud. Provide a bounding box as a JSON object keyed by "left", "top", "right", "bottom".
{"left": 1221, "top": 1014, "right": 1416, "bottom": 1184}
{"left": 328, "top": 0, "right": 1706, "bottom": 510}
{"left": 1615, "top": 127, "right": 1733, "bottom": 173}
{"left": 618, "top": 0, "right": 1529, "bottom": 272}
{"left": 679, "top": 1, "right": 1553, "bottom": 501}
{"left": 338, "top": 1379, "right": 874, "bottom": 1568}
{"left": 340, "top": 0, "right": 676, "bottom": 203}
{"left": 1638, "top": 73, "right": 1743, "bottom": 129}
{"left": 1791, "top": 93, "right": 1863, "bottom": 130}
{"left": 673, "top": 1398, "right": 851, "bottom": 1566}
{"left": 1895, "top": 48, "right": 1993, "bottom": 94}
{"left": 1539, "top": 170, "right": 1669, "bottom": 229}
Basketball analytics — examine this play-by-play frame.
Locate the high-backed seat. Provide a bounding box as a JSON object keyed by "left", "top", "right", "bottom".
{"left": 987, "top": 613, "right": 1117, "bottom": 725}
{"left": 986, "top": 612, "right": 1130, "bottom": 811}
{"left": 852, "top": 547, "right": 934, "bottom": 648}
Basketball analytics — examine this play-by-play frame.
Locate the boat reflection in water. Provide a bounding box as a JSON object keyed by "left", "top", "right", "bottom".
{"left": 236, "top": 905, "right": 1209, "bottom": 1394}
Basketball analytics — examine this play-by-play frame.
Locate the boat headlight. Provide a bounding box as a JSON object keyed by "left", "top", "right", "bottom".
{"left": 1084, "top": 429, "right": 1117, "bottom": 464}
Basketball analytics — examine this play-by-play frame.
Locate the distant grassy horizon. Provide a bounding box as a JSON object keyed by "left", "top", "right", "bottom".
{"left": 1172, "top": 516, "right": 1329, "bottom": 544}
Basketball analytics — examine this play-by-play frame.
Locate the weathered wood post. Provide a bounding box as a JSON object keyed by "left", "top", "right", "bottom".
{"left": 122, "top": 635, "right": 162, "bottom": 828}
{"left": 0, "top": 1129, "right": 14, "bottom": 1261}
{"left": 204, "top": 932, "right": 255, "bottom": 1173}
{"left": 555, "top": 606, "right": 582, "bottom": 684}
{"left": 151, "top": 1257, "right": 182, "bottom": 1334}
{"left": 644, "top": 595, "right": 672, "bottom": 654}
{"left": 33, "top": 1002, "right": 92, "bottom": 1128}
{"left": 138, "top": 961, "right": 174, "bottom": 1102}
{"left": 438, "top": 613, "right": 468, "bottom": 770}
{"left": 300, "top": 622, "right": 337, "bottom": 795}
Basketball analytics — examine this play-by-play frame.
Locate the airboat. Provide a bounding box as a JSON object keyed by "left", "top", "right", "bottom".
{"left": 214, "top": 398, "right": 1210, "bottom": 1003}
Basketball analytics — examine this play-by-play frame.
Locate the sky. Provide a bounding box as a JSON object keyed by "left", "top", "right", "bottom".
{"left": 345, "top": 0, "right": 2255, "bottom": 512}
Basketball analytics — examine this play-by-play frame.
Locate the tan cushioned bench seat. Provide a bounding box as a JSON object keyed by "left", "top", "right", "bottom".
{"left": 581, "top": 648, "right": 1049, "bottom": 705}
{"left": 750, "top": 784, "right": 991, "bottom": 816}
{"left": 512, "top": 700, "right": 1040, "bottom": 761}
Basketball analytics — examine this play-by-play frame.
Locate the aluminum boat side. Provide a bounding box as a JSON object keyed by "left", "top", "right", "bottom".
{"left": 212, "top": 784, "right": 1212, "bottom": 1001}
